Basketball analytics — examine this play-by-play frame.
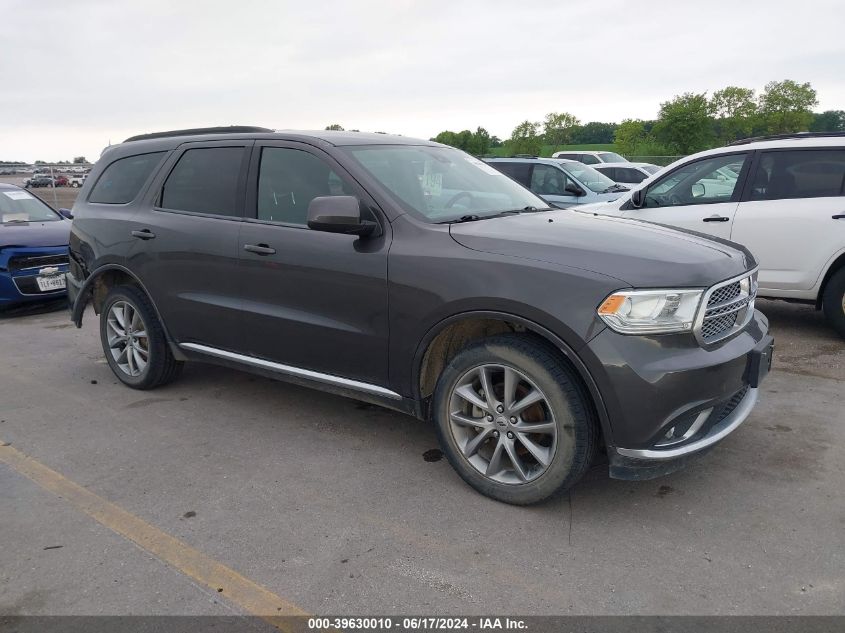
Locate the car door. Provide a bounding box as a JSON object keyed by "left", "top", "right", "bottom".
{"left": 237, "top": 141, "right": 391, "bottom": 387}
{"left": 731, "top": 148, "right": 845, "bottom": 292}
{"left": 621, "top": 152, "right": 751, "bottom": 239}
{"left": 127, "top": 140, "right": 250, "bottom": 350}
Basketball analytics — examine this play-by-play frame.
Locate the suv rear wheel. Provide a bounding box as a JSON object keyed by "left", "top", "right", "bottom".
{"left": 432, "top": 334, "right": 597, "bottom": 505}
{"left": 822, "top": 267, "right": 845, "bottom": 339}
{"left": 99, "top": 285, "right": 183, "bottom": 389}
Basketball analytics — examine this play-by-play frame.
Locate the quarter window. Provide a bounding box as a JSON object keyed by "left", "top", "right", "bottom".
{"left": 749, "top": 150, "right": 845, "bottom": 201}
{"left": 644, "top": 153, "right": 748, "bottom": 207}
{"left": 160, "top": 147, "right": 245, "bottom": 216}
{"left": 88, "top": 152, "right": 165, "bottom": 204}
{"left": 256, "top": 148, "right": 356, "bottom": 225}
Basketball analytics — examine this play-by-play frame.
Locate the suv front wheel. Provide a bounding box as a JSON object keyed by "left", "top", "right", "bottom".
{"left": 99, "top": 285, "right": 183, "bottom": 389}
{"left": 433, "top": 334, "right": 598, "bottom": 505}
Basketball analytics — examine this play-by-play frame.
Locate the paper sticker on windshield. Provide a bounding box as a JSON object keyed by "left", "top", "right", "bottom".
{"left": 3, "top": 190, "right": 34, "bottom": 200}
{"left": 421, "top": 172, "right": 443, "bottom": 196}
{"left": 464, "top": 155, "right": 504, "bottom": 176}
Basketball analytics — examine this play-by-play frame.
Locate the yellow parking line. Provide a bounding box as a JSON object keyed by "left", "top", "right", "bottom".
{"left": 0, "top": 440, "right": 308, "bottom": 630}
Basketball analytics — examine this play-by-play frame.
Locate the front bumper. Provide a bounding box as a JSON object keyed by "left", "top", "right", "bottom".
{"left": 582, "top": 310, "right": 772, "bottom": 479}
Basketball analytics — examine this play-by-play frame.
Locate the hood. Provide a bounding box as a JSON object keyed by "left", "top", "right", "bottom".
{"left": 449, "top": 209, "right": 755, "bottom": 288}
{"left": 0, "top": 220, "right": 71, "bottom": 248}
{"left": 576, "top": 194, "right": 630, "bottom": 214}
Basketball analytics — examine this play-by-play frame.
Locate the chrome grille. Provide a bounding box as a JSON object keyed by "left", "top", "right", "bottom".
{"left": 9, "top": 254, "right": 69, "bottom": 272}
{"left": 696, "top": 271, "right": 757, "bottom": 344}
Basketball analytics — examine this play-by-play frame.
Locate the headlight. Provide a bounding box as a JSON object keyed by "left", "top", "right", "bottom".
{"left": 597, "top": 289, "right": 703, "bottom": 334}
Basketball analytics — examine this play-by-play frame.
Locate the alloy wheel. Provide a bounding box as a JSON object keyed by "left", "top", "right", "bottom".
{"left": 106, "top": 300, "right": 149, "bottom": 377}
{"left": 448, "top": 364, "right": 559, "bottom": 484}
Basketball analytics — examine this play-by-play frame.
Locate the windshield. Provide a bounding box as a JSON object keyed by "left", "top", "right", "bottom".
{"left": 0, "top": 189, "right": 60, "bottom": 223}
{"left": 342, "top": 146, "right": 549, "bottom": 222}
{"left": 641, "top": 164, "right": 661, "bottom": 174}
{"left": 599, "top": 152, "right": 626, "bottom": 163}
{"left": 559, "top": 162, "right": 619, "bottom": 193}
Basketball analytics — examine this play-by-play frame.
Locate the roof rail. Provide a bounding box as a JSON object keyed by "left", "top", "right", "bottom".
{"left": 511, "top": 154, "right": 538, "bottom": 159}
{"left": 123, "top": 126, "right": 275, "bottom": 143}
{"left": 727, "top": 131, "right": 845, "bottom": 146}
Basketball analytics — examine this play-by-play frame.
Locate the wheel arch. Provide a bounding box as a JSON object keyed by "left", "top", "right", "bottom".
{"left": 411, "top": 310, "right": 611, "bottom": 443}
{"left": 816, "top": 250, "right": 845, "bottom": 309}
{"left": 71, "top": 264, "right": 177, "bottom": 351}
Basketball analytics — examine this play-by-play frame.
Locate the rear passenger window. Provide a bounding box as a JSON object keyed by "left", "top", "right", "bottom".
{"left": 256, "top": 148, "right": 355, "bottom": 225}
{"left": 160, "top": 147, "right": 245, "bottom": 216}
{"left": 489, "top": 162, "right": 531, "bottom": 186}
{"left": 88, "top": 152, "right": 165, "bottom": 204}
{"left": 580, "top": 154, "right": 600, "bottom": 165}
{"left": 750, "top": 150, "right": 845, "bottom": 201}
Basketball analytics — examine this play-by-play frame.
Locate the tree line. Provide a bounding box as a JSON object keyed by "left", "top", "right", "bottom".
{"left": 425, "top": 80, "right": 843, "bottom": 158}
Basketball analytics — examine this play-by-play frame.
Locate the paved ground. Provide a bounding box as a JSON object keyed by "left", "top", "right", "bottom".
{"left": 0, "top": 299, "right": 843, "bottom": 617}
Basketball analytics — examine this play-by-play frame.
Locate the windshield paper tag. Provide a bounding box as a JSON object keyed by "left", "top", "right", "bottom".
{"left": 464, "top": 155, "right": 504, "bottom": 176}
{"left": 3, "top": 191, "right": 34, "bottom": 200}
{"left": 421, "top": 170, "right": 442, "bottom": 197}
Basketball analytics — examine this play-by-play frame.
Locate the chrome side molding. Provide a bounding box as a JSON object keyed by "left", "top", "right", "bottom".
{"left": 179, "top": 342, "right": 402, "bottom": 400}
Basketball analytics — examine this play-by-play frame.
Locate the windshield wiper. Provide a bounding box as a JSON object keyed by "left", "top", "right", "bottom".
{"left": 439, "top": 206, "right": 551, "bottom": 224}
{"left": 2, "top": 219, "right": 30, "bottom": 224}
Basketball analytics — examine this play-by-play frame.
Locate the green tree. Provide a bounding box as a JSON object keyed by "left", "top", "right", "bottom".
{"left": 571, "top": 122, "right": 616, "bottom": 144}
{"left": 614, "top": 119, "right": 647, "bottom": 156}
{"left": 489, "top": 135, "right": 503, "bottom": 148}
{"left": 711, "top": 86, "right": 757, "bottom": 142}
{"left": 758, "top": 80, "right": 818, "bottom": 133}
{"left": 324, "top": 124, "right": 344, "bottom": 131}
{"left": 542, "top": 112, "right": 580, "bottom": 154}
{"left": 653, "top": 92, "right": 714, "bottom": 154}
{"left": 507, "top": 121, "right": 542, "bottom": 156}
{"left": 467, "top": 127, "right": 491, "bottom": 155}
{"left": 73, "top": 156, "right": 87, "bottom": 164}
{"left": 810, "top": 110, "right": 845, "bottom": 132}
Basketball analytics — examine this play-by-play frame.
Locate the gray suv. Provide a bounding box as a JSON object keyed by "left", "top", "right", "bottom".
{"left": 67, "top": 127, "right": 774, "bottom": 505}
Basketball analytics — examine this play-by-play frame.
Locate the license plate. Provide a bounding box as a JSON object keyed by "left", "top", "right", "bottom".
{"left": 36, "top": 275, "right": 66, "bottom": 292}
{"left": 747, "top": 336, "right": 774, "bottom": 388}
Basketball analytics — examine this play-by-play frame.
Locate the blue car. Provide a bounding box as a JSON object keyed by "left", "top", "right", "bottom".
{"left": 0, "top": 184, "right": 71, "bottom": 309}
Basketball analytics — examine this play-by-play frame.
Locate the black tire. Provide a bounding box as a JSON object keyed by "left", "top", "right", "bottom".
{"left": 99, "top": 285, "right": 183, "bottom": 389}
{"left": 432, "top": 334, "right": 598, "bottom": 505}
{"left": 822, "top": 267, "right": 845, "bottom": 339}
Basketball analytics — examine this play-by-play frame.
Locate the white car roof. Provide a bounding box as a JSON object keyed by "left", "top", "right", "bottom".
{"left": 594, "top": 162, "right": 656, "bottom": 169}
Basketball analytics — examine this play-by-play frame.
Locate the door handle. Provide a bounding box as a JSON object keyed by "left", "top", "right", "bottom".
{"left": 243, "top": 243, "right": 276, "bottom": 255}
{"left": 130, "top": 229, "right": 156, "bottom": 239}
{"left": 702, "top": 216, "right": 730, "bottom": 223}
{"left": 832, "top": 214, "right": 845, "bottom": 220}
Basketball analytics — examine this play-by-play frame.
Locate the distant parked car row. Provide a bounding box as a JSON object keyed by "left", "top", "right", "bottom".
{"left": 24, "top": 174, "right": 87, "bottom": 188}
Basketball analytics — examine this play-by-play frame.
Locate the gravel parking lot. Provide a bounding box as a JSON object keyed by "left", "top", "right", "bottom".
{"left": 0, "top": 298, "right": 843, "bottom": 618}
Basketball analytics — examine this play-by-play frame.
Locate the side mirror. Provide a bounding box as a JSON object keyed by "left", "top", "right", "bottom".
{"left": 691, "top": 183, "right": 705, "bottom": 198}
{"left": 307, "top": 196, "right": 377, "bottom": 237}
{"left": 630, "top": 188, "right": 644, "bottom": 208}
{"left": 58, "top": 208, "right": 74, "bottom": 219}
{"left": 565, "top": 184, "right": 585, "bottom": 197}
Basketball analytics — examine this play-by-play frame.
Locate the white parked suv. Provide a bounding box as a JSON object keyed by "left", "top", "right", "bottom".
{"left": 550, "top": 150, "right": 627, "bottom": 165}
{"left": 576, "top": 132, "right": 845, "bottom": 337}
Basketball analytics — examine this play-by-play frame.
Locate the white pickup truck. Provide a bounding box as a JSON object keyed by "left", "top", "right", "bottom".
{"left": 69, "top": 174, "right": 88, "bottom": 188}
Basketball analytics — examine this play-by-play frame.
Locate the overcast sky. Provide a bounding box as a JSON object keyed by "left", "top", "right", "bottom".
{"left": 3, "top": 0, "right": 844, "bottom": 162}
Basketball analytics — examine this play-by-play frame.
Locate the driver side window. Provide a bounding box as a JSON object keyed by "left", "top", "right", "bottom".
{"left": 529, "top": 164, "right": 570, "bottom": 196}
{"left": 644, "top": 153, "right": 748, "bottom": 208}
